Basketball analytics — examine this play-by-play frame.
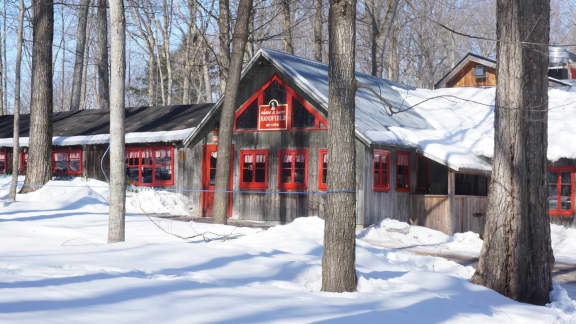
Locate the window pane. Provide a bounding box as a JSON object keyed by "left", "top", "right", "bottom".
{"left": 141, "top": 150, "right": 153, "bottom": 165}
{"left": 210, "top": 151, "right": 217, "bottom": 168}
{"left": 561, "top": 196, "right": 572, "bottom": 210}
{"left": 70, "top": 160, "right": 81, "bottom": 172}
{"left": 141, "top": 167, "right": 153, "bottom": 184}
{"left": 374, "top": 170, "right": 381, "bottom": 185}
{"left": 255, "top": 169, "right": 266, "bottom": 182}
{"left": 322, "top": 170, "right": 327, "bottom": 184}
{"left": 282, "top": 169, "right": 292, "bottom": 183}
{"left": 236, "top": 100, "right": 259, "bottom": 129}
{"left": 69, "top": 151, "right": 81, "bottom": 159}
{"left": 295, "top": 153, "right": 305, "bottom": 169}
{"left": 294, "top": 168, "right": 305, "bottom": 184}
{"left": 561, "top": 184, "right": 572, "bottom": 197}
{"left": 255, "top": 154, "right": 266, "bottom": 168}
{"left": 126, "top": 167, "right": 139, "bottom": 183}
{"left": 264, "top": 80, "right": 287, "bottom": 104}
{"left": 243, "top": 169, "right": 253, "bottom": 183}
{"left": 292, "top": 99, "right": 315, "bottom": 128}
{"left": 561, "top": 172, "right": 571, "bottom": 185}
{"left": 244, "top": 154, "right": 253, "bottom": 164}
{"left": 209, "top": 169, "right": 216, "bottom": 186}
{"left": 155, "top": 166, "right": 172, "bottom": 181}
{"left": 155, "top": 149, "right": 170, "bottom": 164}
{"left": 282, "top": 154, "right": 292, "bottom": 169}
{"left": 0, "top": 161, "right": 5, "bottom": 172}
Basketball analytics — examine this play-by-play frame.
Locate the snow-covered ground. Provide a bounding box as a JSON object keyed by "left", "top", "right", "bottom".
{"left": 1, "top": 176, "right": 576, "bottom": 323}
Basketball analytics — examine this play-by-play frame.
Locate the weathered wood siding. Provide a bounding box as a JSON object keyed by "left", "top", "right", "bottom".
{"left": 363, "top": 147, "right": 416, "bottom": 226}
{"left": 446, "top": 62, "right": 496, "bottom": 87}
{"left": 409, "top": 195, "right": 452, "bottom": 233}
{"left": 456, "top": 195, "right": 487, "bottom": 234}
{"left": 82, "top": 144, "right": 109, "bottom": 181}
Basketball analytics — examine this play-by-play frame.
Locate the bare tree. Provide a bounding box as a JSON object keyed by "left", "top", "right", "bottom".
{"left": 470, "top": 0, "right": 554, "bottom": 305}
{"left": 9, "top": 0, "right": 26, "bottom": 201}
{"left": 321, "top": 0, "right": 357, "bottom": 293}
{"left": 108, "top": 0, "right": 126, "bottom": 243}
{"left": 97, "top": 0, "right": 110, "bottom": 110}
{"left": 69, "top": 0, "right": 91, "bottom": 111}
{"left": 313, "top": 0, "right": 323, "bottom": 62}
{"left": 279, "top": 0, "right": 293, "bottom": 54}
{"left": 212, "top": 0, "right": 253, "bottom": 224}
{"left": 217, "top": 0, "right": 231, "bottom": 93}
{"left": 22, "top": 0, "right": 54, "bottom": 194}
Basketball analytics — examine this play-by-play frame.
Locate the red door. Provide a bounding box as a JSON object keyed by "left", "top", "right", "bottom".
{"left": 201, "top": 145, "right": 233, "bottom": 217}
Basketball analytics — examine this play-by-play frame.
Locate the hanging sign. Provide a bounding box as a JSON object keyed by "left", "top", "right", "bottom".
{"left": 258, "top": 99, "right": 288, "bottom": 130}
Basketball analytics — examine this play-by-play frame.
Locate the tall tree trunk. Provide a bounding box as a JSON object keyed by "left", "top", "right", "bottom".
{"left": 147, "top": 58, "right": 156, "bottom": 105}
{"left": 387, "top": 24, "right": 399, "bottom": 81}
{"left": 22, "top": 0, "right": 54, "bottom": 194}
{"left": 60, "top": 9, "right": 65, "bottom": 112}
{"left": 108, "top": 0, "right": 126, "bottom": 243}
{"left": 321, "top": 0, "right": 357, "bottom": 293}
{"left": 0, "top": 7, "right": 4, "bottom": 116}
{"left": 212, "top": 0, "right": 252, "bottom": 224}
{"left": 280, "top": 0, "right": 293, "bottom": 54}
{"left": 3, "top": 0, "right": 7, "bottom": 115}
{"left": 69, "top": 0, "right": 90, "bottom": 111}
{"left": 367, "top": 0, "right": 379, "bottom": 76}
{"left": 470, "top": 0, "right": 554, "bottom": 305}
{"left": 9, "top": 0, "right": 25, "bottom": 201}
{"left": 218, "top": 0, "right": 231, "bottom": 94}
{"left": 97, "top": 0, "right": 110, "bottom": 110}
{"left": 313, "top": 0, "right": 323, "bottom": 62}
{"left": 203, "top": 49, "right": 212, "bottom": 102}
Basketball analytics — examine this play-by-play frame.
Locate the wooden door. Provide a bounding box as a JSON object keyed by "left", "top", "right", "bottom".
{"left": 201, "top": 145, "right": 233, "bottom": 217}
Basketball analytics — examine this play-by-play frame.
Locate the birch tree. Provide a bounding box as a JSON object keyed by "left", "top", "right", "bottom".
{"left": 321, "top": 0, "right": 357, "bottom": 293}
{"left": 470, "top": 0, "right": 554, "bottom": 305}
{"left": 212, "top": 0, "right": 253, "bottom": 224}
{"left": 9, "top": 0, "right": 26, "bottom": 201}
{"left": 22, "top": 0, "right": 54, "bottom": 194}
{"left": 108, "top": 0, "right": 126, "bottom": 243}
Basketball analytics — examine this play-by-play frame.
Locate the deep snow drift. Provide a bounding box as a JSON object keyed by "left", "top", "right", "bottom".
{"left": 0, "top": 176, "right": 575, "bottom": 323}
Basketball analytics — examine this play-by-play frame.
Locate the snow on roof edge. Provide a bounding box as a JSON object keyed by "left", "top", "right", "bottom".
{"left": 0, "top": 128, "right": 195, "bottom": 148}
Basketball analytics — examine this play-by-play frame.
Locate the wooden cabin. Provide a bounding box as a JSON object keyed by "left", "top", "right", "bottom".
{"left": 176, "top": 49, "right": 493, "bottom": 234}
{"left": 435, "top": 53, "right": 571, "bottom": 89}
{"left": 0, "top": 104, "right": 212, "bottom": 189}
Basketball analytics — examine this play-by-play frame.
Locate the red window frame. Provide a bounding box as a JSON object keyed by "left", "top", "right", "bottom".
{"left": 318, "top": 149, "right": 328, "bottom": 191}
{"left": 549, "top": 166, "right": 575, "bottom": 216}
{"left": 416, "top": 154, "right": 430, "bottom": 194}
{"left": 125, "top": 146, "right": 175, "bottom": 187}
{"left": 373, "top": 149, "right": 390, "bottom": 192}
{"left": 233, "top": 74, "right": 327, "bottom": 132}
{"left": 278, "top": 149, "right": 308, "bottom": 190}
{"left": 0, "top": 150, "right": 6, "bottom": 174}
{"left": 52, "top": 148, "right": 83, "bottom": 176}
{"left": 396, "top": 151, "right": 411, "bottom": 192}
{"left": 19, "top": 150, "right": 28, "bottom": 174}
{"left": 240, "top": 150, "right": 269, "bottom": 190}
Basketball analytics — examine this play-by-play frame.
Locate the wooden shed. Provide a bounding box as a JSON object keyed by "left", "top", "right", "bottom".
{"left": 178, "top": 49, "right": 492, "bottom": 234}
{"left": 0, "top": 104, "right": 212, "bottom": 189}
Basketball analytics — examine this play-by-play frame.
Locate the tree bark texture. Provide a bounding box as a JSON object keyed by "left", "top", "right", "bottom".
{"left": 108, "top": 0, "right": 126, "bottom": 243}
{"left": 22, "top": 0, "right": 54, "bottom": 194}
{"left": 218, "top": 0, "right": 231, "bottom": 94}
{"left": 470, "top": 0, "right": 554, "bottom": 305}
{"left": 97, "top": 0, "right": 110, "bottom": 110}
{"left": 321, "top": 0, "right": 357, "bottom": 293}
{"left": 9, "top": 0, "right": 25, "bottom": 201}
{"left": 69, "top": 0, "right": 90, "bottom": 111}
{"left": 314, "top": 0, "right": 323, "bottom": 62}
{"left": 212, "top": 0, "right": 253, "bottom": 224}
{"left": 280, "top": 0, "right": 293, "bottom": 54}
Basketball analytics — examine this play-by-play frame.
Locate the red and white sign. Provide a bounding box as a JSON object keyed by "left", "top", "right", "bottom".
{"left": 258, "top": 99, "right": 288, "bottom": 130}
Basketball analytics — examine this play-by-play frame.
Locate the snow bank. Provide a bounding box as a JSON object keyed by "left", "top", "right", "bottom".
{"left": 1, "top": 177, "right": 576, "bottom": 323}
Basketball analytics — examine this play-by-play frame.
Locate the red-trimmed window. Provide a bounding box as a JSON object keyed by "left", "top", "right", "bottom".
{"left": 279, "top": 150, "right": 308, "bottom": 190}
{"left": 373, "top": 149, "right": 390, "bottom": 191}
{"left": 52, "top": 149, "right": 82, "bottom": 176}
{"left": 240, "top": 150, "right": 268, "bottom": 189}
{"left": 396, "top": 151, "right": 410, "bottom": 192}
{"left": 319, "top": 149, "right": 328, "bottom": 190}
{"left": 416, "top": 154, "right": 430, "bottom": 194}
{"left": 234, "top": 75, "right": 327, "bottom": 132}
{"left": 548, "top": 166, "right": 575, "bottom": 216}
{"left": 19, "top": 150, "right": 28, "bottom": 174}
{"left": 0, "top": 150, "right": 6, "bottom": 174}
{"left": 125, "top": 146, "right": 174, "bottom": 187}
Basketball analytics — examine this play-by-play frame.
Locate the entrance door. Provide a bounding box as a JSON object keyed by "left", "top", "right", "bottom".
{"left": 201, "top": 145, "right": 233, "bottom": 217}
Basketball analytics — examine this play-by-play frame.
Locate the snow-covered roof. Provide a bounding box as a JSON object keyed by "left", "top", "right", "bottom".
{"left": 0, "top": 128, "right": 195, "bottom": 147}
{"left": 0, "top": 104, "right": 212, "bottom": 147}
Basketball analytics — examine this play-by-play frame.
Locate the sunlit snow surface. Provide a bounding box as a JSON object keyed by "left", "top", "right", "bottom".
{"left": 0, "top": 176, "right": 575, "bottom": 323}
